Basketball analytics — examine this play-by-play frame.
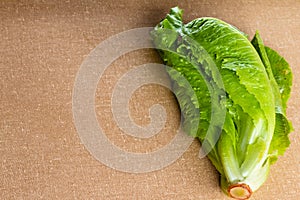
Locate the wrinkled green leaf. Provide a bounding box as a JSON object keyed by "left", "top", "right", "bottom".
{"left": 251, "top": 32, "right": 293, "bottom": 165}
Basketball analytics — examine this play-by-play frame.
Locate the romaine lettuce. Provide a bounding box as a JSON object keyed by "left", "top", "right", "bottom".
{"left": 151, "top": 7, "right": 293, "bottom": 199}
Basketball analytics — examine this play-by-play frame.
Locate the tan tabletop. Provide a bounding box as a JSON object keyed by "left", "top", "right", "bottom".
{"left": 1, "top": 0, "right": 299, "bottom": 199}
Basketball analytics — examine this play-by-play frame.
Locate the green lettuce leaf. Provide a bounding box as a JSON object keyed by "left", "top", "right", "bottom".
{"left": 251, "top": 32, "right": 293, "bottom": 165}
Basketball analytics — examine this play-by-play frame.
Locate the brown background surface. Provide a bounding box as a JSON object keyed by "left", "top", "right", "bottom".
{"left": 1, "top": 0, "right": 299, "bottom": 199}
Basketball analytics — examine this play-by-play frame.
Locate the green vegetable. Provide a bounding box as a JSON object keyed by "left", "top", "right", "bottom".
{"left": 151, "top": 7, "right": 293, "bottom": 199}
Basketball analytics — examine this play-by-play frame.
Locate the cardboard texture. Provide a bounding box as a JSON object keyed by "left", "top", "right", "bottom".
{"left": 1, "top": 0, "right": 299, "bottom": 199}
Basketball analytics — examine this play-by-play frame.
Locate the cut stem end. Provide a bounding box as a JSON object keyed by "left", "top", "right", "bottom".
{"left": 228, "top": 183, "right": 252, "bottom": 200}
